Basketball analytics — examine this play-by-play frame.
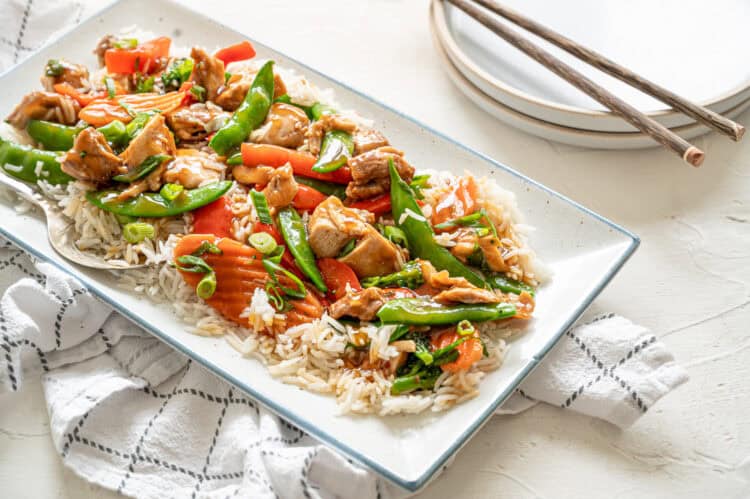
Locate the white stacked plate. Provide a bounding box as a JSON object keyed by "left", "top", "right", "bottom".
{"left": 430, "top": 0, "right": 750, "bottom": 149}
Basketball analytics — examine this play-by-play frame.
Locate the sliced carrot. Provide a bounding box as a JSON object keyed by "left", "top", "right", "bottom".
{"left": 53, "top": 82, "right": 106, "bottom": 107}
{"left": 241, "top": 143, "right": 352, "bottom": 184}
{"left": 79, "top": 91, "right": 185, "bottom": 127}
{"left": 431, "top": 329, "right": 483, "bottom": 373}
{"left": 432, "top": 176, "right": 479, "bottom": 228}
{"left": 174, "top": 234, "right": 323, "bottom": 330}
{"left": 105, "top": 36, "right": 171, "bottom": 74}
{"left": 215, "top": 41, "right": 256, "bottom": 65}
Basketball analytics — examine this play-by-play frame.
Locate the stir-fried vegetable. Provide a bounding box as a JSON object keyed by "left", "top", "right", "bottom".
{"left": 292, "top": 185, "right": 328, "bottom": 211}
{"left": 112, "top": 154, "right": 172, "bottom": 183}
{"left": 214, "top": 41, "right": 256, "bottom": 64}
{"left": 311, "top": 130, "right": 354, "bottom": 173}
{"left": 318, "top": 258, "right": 361, "bottom": 300}
{"left": 104, "top": 36, "right": 171, "bottom": 74}
{"left": 161, "top": 57, "right": 194, "bottom": 89}
{"left": 486, "top": 274, "right": 536, "bottom": 296}
{"left": 210, "top": 60, "right": 274, "bottom": 155}
{"left": 431, "top": 329, "right": 484, "bottom": 373}
{"left": 250, "top": 190, "right": 273, "bottom": 224}
{"left": 382, "top": 225, "right": 408, "bottom": 246}
{"left": 241, "top": 143, "right": 352, "bottom": 184}
{"left": 309, "top": 102, "right": 336, "bottom": 121}
{"left": 86, "top": 180, "right": 232, "bottom": 217}
{"left": 277, "top": 206, "right": 327, "bottom": 293}
{"left": 173, "top": 235, "right": 323, "bottom": 326}
{"left": 44, "top": 59, "right": 64, "bottom": 77}
{"left": 26, "top": 120, "right": 87, "bottom": 151}
{"left": 293, "top": 176, "right": 346, "bottom": 199}
{"left": 79, "top": 91, "right": 185, "bottom": 127}
{"left": 122, "top": 222, "right": 155, "bottom": 243}
{"left": 191, "top": 195, "right": 234, "bottom": 239}
{"left": 361, "top": 260, "right": 423, "bottom": 289}
{"left": 348, "top": 193, "right": 391, "bottom": 215}
{"left": 0, "top": 138, "right": 71, "bottom": 185}
{"left": 159, "top": 183, "right": 184, "bottom": 202}
{"left": 388, "top": 160, "right": 486, "bottom": 288}
{"left": 248, "top": 232, "right": 278, "bottom": 254}
{"left": 377, "top": 298, "right": 516, "bottom": 325}
{"left": 97, "top": 120, "right": 129, "bottom": 149}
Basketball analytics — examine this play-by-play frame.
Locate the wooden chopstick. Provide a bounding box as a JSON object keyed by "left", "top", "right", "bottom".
{"left": 445, "top": 0, "right": 705, "bottom": 167}
{"left": 470, "top": 0, "right": 745, "bottom": 142}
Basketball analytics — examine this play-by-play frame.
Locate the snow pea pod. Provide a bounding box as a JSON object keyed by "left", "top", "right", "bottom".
{"left": 86, "top": 180, "right": 232, "bottom": 218}
{"left": 486, "top": 274, "right": 536, "bottom": 297}
{"left": 277, "top": 206, "right": 327, "bottom": 293}
{"left": 388, "top": 160, "right": 486, "bottom": 288}
{"left": 377, "top": 298, "right": 516, "bottom": 325}
{"left": 26, "top": 120, "right": 87, "bottom": 151}
{"left": 0, "top": 138, "right": 71, "bottom": 185}
{"left": 311, "top": 130, "right": 354, "bottom": 173}
{"left": 209, "top": 60, "right": 275, "bottom": 156}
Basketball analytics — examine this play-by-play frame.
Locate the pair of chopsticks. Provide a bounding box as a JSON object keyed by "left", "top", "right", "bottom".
{"left": 445, "top": 0, "right": 746, "bottom": 167}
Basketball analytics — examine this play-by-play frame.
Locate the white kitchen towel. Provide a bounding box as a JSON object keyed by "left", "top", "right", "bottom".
{"left": 0, "top": 2, "right": 689, "bottom": 497}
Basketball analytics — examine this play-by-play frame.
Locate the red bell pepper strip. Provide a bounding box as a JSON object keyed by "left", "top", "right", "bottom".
{"left": 292, "top": 184, "right": 328, "bottom": 212}
{"left": 318, "top": 258, "right": 361, "bottom": 301}
{"left": 105, "top": 37, "right": 171, "bottom": 74}
{"left": 347, "top": 194, "right": 391, "bottom": 215}
{"left": 191, "top": 196, "right": 234, "bottom": 239}
{"left": 241, "top": 143, "right": 352, "bottom": 184}
{"left": 214, "top": 41, "right": 256, "bottom": 65}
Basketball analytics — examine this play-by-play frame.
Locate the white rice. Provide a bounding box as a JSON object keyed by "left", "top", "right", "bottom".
{"left": 0, "top": 52, "right": 544, "bottom": 416}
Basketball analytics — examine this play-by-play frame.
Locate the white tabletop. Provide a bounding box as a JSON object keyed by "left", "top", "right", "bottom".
{"left": 1, "top": 1, "right": 749, "bottom": 497}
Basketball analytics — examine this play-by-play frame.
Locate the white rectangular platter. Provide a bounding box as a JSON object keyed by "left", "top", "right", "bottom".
{"left": 0, "top": 0, "right": 638, "bottom": 491}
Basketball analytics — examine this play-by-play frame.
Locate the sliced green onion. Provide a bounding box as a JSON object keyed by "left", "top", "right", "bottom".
{"left": 160, "top": 183, "right": 184, "bottom": 201}
{"left": 339, "top": 239, "right": 356, "bottom": 257}
{"left": 104, "top": 76, "right": 116, "bottom": 99}
{"left": 192, "top": 240, "right": 222, "bottom": 257}
{"left": 175, "top": 254, "right": 213, "bottom": 273}
{"left": 248, "top": 232, "right": 278, "bottom": 255}
{"left": 135, "top": 74, "right": 155, "bottom": 94}
{"left": 262, "top": 259, "right": 307, "bottom": 299}
{"left": 415, "top": 350, "right": 434, "bottom": 366}
{"left": 265, "top": 282, "right": 293, "bottom": 312}
{"left": 224, "top": 71, "right": 232, "bottom": 84}
{"left": 196, "top": 272, "right": 217, "bottom": 299}
{"left": 112, "top": 38, "right": 138, "bottom": 49}
{"left": 113, "top": 154, "right": 171, "bottom": 183}
{"left": 114, "top": 213, "right": 136, "bottom": 225}
{"left": 226, "top": 152, "right": 243, "bottom": 166}
{"left": 250, "top": 190, "right": 273, "bottom": 224}
{"left": 45, "top": 59, "right": 64, "bottom": 77}
{"left": 190, "top": 84, "right": 206, "bottom": 102}
{"left": 457, "top": 319, "right": 475, "bottom": 336}
{"left": 122, "top": 222, "right": 155, "bottom": 243}
{"left": 432, "top": 349, "right": 459, "bottom": 366}
{"left": 161, "top": 57, "right": 194, "bottom": 89}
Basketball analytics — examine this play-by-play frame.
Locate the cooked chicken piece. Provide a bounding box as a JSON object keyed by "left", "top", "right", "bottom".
{"left": 331, "top": 287, "right": 415, "bottom": 321}
{"left": 262, "top": 164, "right": 298, "bottom": 209}
{"left": 449, "top": 228, "right": 480, "bottom": 262}
{"left": 94, "top": 35, "right": 116, "bottom": 67}
{"left": 433, "top": 286, "right": 500, "bottom": 305}
{"left": 61, "top": 128, "right": 125, "bottom": 183}
{"left": 191, "top": 47, "right": 225, "bottom": 102}
{"left": 478, "top": 234, "right": 510, "bottom": 273}
{"left": 119, "top": 114, "right": 177, "bottom": 169}
{"left": 41, "top": 59, "right": 90, "bottom": 92}
{"left": 353, "top": 127, "right": 389, "bottom": 155}
{"left": 163, "top": 149, "right": 225, "bottom": 189}
{"left": 6, "top": 91, "right": 80, "bottom": 129}
{"left": 305, "top": 114, "right": 358, "bottom": 156}
{"left": 232, "top": 164, "right": 273, "bottom": 185}
{"left": 329, "top": 287, "right": 385, "bottom": 321}
{"left": 419, "top": 260, "right": 468, "bottom": 290}
{"left": 308, "top": 196, "right": 374, "bottom": 258}
{"left": 339, "top": 226, "right": 404, "bottom": 278}
{"left": 216, "top": 71, "right": 287, "bottom": 112}
{"left": 345, "top": 146, "right": 415, "bottom": 201}
{"left": 252, "top": 103, "right": 309, "bottom": 149}
{"left": 166, "top": 102, "right": 230, "bottom": 142}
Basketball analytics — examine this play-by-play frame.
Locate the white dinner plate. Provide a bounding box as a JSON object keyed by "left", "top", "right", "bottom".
{"left": 0, "top": 0, "right": 639, "bottom": 491}
{"left": 432, "top": 0, "right": 750, "bottom": 133}
{"left": 429, "top": 11, "right": 750, "bottom": 150}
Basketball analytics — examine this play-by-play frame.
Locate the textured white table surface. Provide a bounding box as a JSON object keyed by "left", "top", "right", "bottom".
{"left": 1, "top": 1, "right": 749, "bottom": 497}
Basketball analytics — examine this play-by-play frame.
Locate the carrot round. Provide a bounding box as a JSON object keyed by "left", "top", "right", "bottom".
{"left": 431, "top": 329, "right": 483, "bottom": 373}
{"left": 432, "top": 176, "right": 478, "bottom": 227}
{"left": 174, "top": 234, "right": 323, "bottom": 330}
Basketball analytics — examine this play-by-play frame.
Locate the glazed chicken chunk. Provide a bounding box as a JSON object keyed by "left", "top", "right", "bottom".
{"left": 262, "top": 164, "right": 298, "bottom": 209}
{"left": 252, "top": 102, "right": 310, "bottom": 149}
{"left": 163, "top": 150, "right": 225, "bottom": 189}
{"left": 345, "top": 146, "right": 415, "bottom": 200}
{"left": 40, "top": 59, "right": 90, "bottom": 92}
{"left": 166, "top": 102, "right": 230, "bottom": 142}
{"left": 190, "top": 47, "right": 225, "bottom": 102}
{"left": 61, "top": 128, "right": 125, "bottom": 184}
{"left": 6, "top": 91, "right": 80, "bottom": 129}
